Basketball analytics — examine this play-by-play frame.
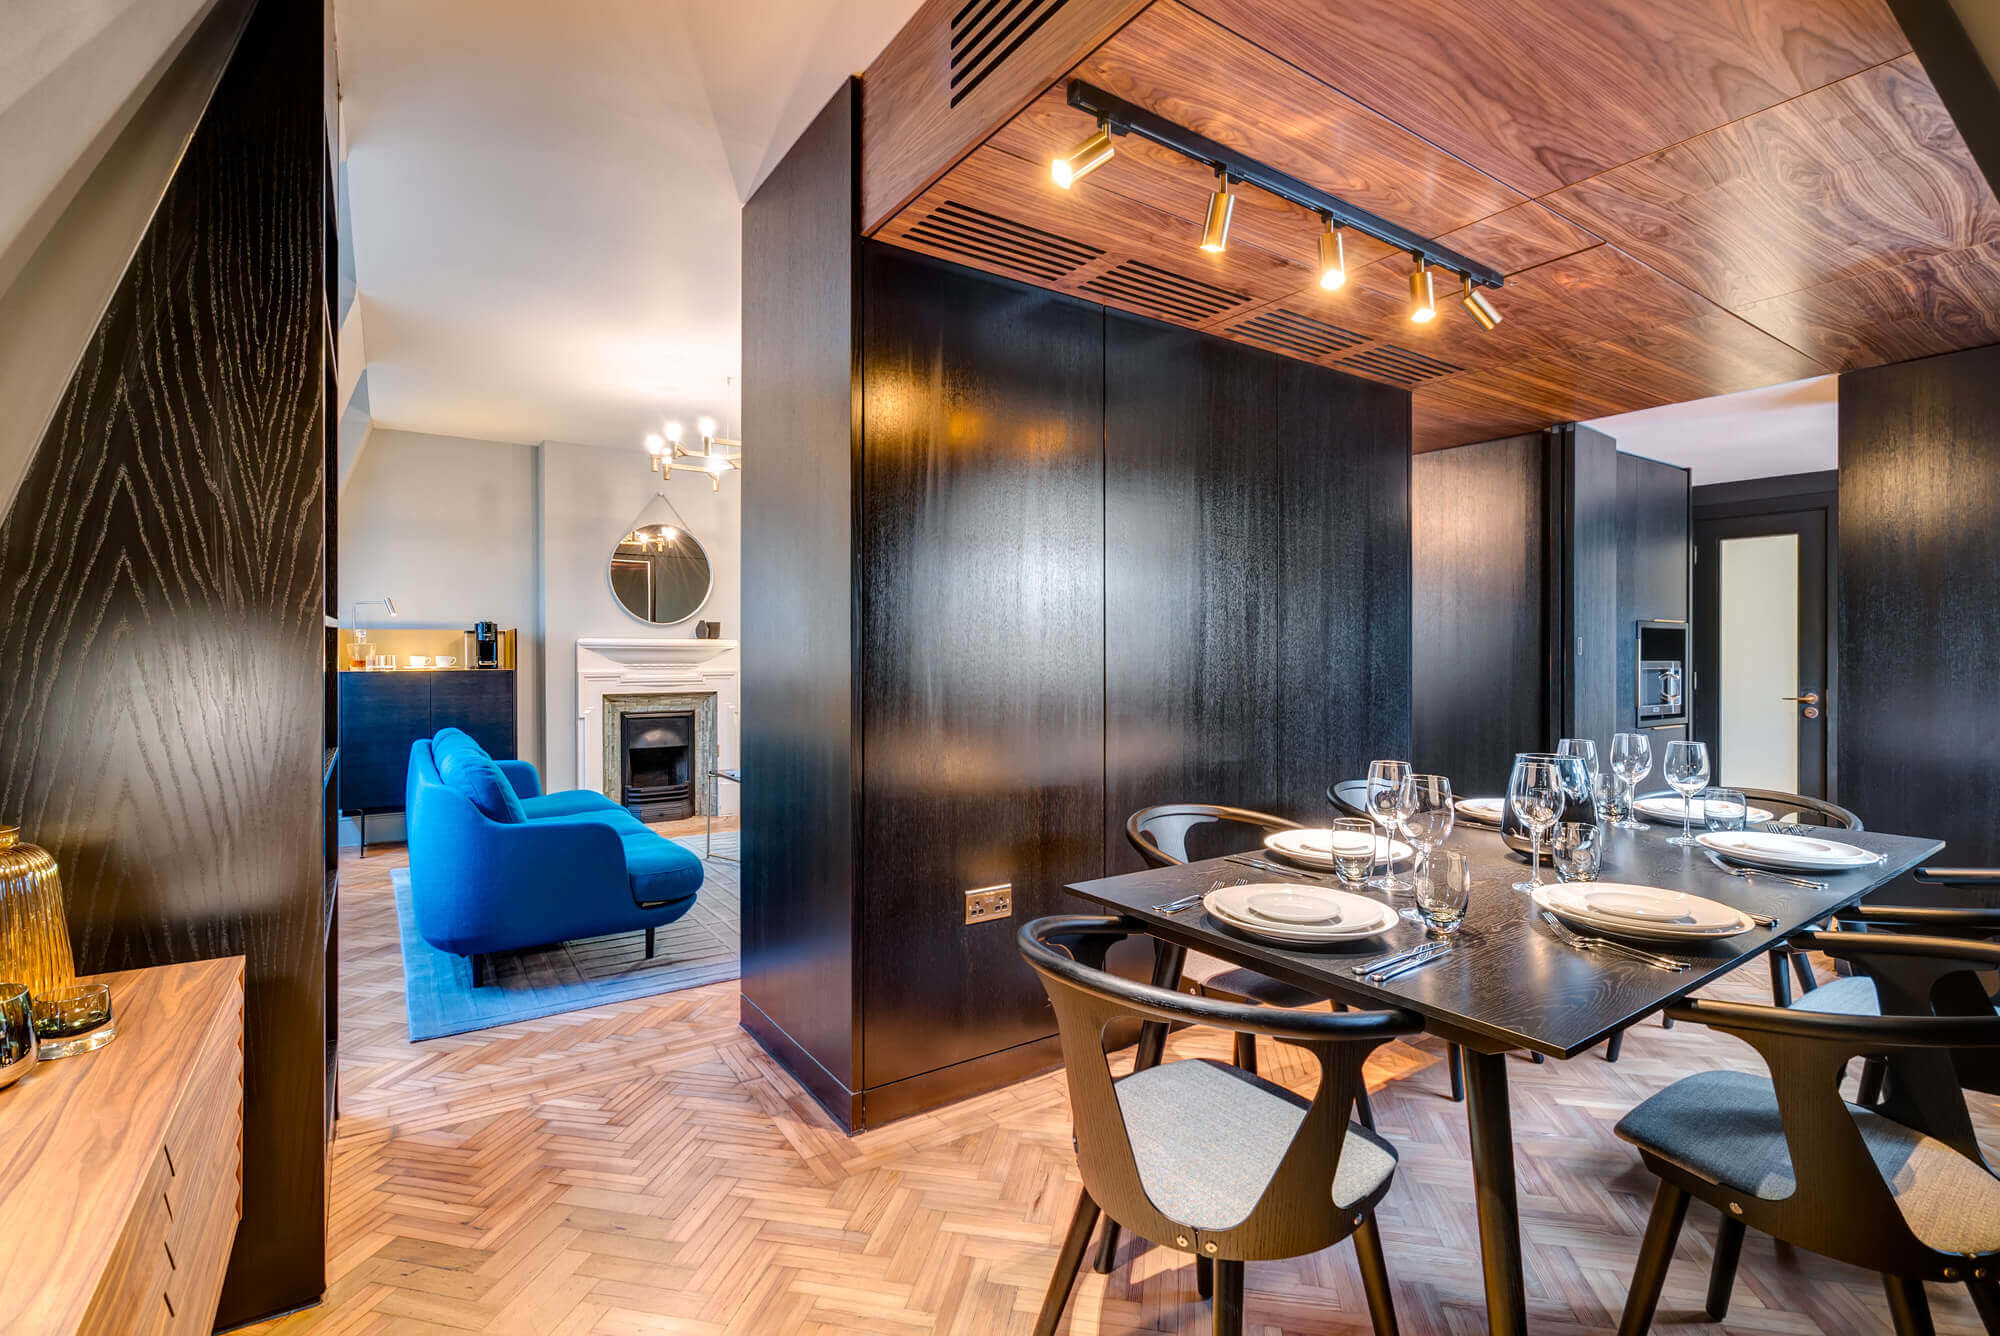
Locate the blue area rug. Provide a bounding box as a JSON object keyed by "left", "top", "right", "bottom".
{"left": 393, "top": 832, "right": 740, "bottom": 1041}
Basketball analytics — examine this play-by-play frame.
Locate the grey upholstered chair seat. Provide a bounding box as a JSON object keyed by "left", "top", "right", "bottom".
{"left": 1182, "top": 951, "right": 1321, "bottom": 1009}
{"left": 1616, "top": 1069, "right": 2000, "bottom": 1254}
{"left": 1788, "top": 974, "right": 1880, "bottom": 1016}
{"left": 1115, "top": 1058, "right": 1396, "bottom": 1230}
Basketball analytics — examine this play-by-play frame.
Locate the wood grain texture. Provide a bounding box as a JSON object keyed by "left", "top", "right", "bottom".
{"left": 0, "top": 0, "right": 327, "bottom": 1322}
{"left": 1617, "top": 453, "right": 1692, "bottom": 736}
{"left": 1562, "top": 424, "right": 1620, "bottom": 746}
{"left": 1838, "top": 344, "right": 2000, "bottom": 875}
{"left": 0, "top": 958, "right": 243, "bottom": 1336}
{"left": 858, "top": 247, "right": 1105, "bottom": 1089}
{"left": 740, "top": 81, "right": 864, "bottom": 1125}
{"left": 1735, "top": 238, "right": 2000, "bottom": 370}
{"left": 1412, "top": 434, "right": 1549, "bottom": 795}
{"left": 339, "top": 671, "right": 519, "bottom": 813}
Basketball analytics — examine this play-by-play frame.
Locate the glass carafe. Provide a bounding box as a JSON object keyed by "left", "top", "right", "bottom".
{"left": 0, "top": 826, "right": 76, "bottom": 1001}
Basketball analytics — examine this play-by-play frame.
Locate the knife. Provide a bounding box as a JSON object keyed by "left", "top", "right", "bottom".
{"left": 1351, "top": 941, "right": 1436, "bottom": 976}
{"left": 1372, "top": 944, "right": 1453, "bottom": 983}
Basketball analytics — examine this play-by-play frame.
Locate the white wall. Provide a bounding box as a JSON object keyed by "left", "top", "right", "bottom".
{"left": 539, "top": 440, "right": 741, "bottom": 791}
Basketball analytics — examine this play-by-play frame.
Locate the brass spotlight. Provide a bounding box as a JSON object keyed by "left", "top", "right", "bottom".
{"left": 1051, "top": 124, "right": 1115, "bottom": 189}
{"left": 1199, "top": 170, "right": 1234, "bottom": 253}
{"left": 1408, "top": 258, "right": 1437, "bottom": 323}
{"left": 1461, "top": 275, "right": 1502, "bottom": 330}
{"left": 1317, "top": 221, "right": 1347, "bottom": 290}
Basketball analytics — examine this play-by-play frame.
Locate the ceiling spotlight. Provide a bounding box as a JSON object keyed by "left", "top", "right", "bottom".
{"left": 1200, "top": 170, "right": 1234, "bottom": 253}
{"left": 1408, "top": 258, "right": 1437, "bottom": 323}
{"left": 1051, "top": 123, "right": 1115, "bottom": 189}
{"left": 1461, "top": 275, "right": 1502, "bottom": 330}
{"left": 1317, "top": 220, "right": 1347, "bottom": 290}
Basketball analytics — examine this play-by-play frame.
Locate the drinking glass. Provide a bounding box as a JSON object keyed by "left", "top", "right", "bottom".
{"left": 1507, "top": 757, "right": 1563, "bottom": 892}
{"left": 1365, "top": 760, "right": 1416, "bottom": 894}
{"left": 1609, "top": 732, "right": 1654, "bottom": 831}
{"left": 1592, "top": 770, "right": 1620, "bottom": 822}
{"left": 1553, "top": 822, "right": 1602, "bottom": 882}
{"left": 1703, "top": 787, "right": 1748, "bottom": 834}
{"left": 1401, "top": 775, "right": 1455, "bottom": 921}
{"left": 1327, "top": 818, "right": 1378, "bottom": 887}
{"left": 1663, "top": 740, "right": 1711, "bottom": 846}
{"left": 1557, "top": 738, "right": 1599, "bottom": 792}
{"left": 1416, "top": 849, "right": 1471, "bottom": 936}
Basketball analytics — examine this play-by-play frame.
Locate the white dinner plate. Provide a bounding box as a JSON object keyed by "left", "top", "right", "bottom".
{"left": 1244, "top": 888, "right": 1343, "bottom": 925}
{"left": 1696, "top": 830, "right": 1879, "bottom": 872}
{"left": 1203, "top": 884, "right": 1395, "bottom": 944}
{"left": 1534, "top": 883, "right": 1753, "bottom": 941}
{"left": 1633, "top": 794, "right": 1777, "bottom": 824}
{"left": 1455, "top": 797, "right": 1505, "bottom": 826}
{"left": 1263, "top": 829, "right": 1414, "bottom": 870}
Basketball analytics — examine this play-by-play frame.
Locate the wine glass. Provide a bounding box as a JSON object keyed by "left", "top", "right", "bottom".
{"left": 1364, "top": 760, "right": 1416, "bottom": 894}
{"left": 1609, "top": 732, "right": 1653, "bottom": 831}
{"left": 1663, "top": 740, "right": 1711, "bottom": 846}
{"left": 1557, "top": 738, "right": 1599, "bottom": 792}
{"left": 1507, "top": 757, "right": 1563, "bottom": 892}
{"left": 1400, "top": 775, "right": 1455, "bottom": 922}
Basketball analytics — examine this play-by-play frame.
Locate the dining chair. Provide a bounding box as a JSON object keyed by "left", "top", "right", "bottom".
{"left": 1738, "top": 789, "right": 1863, "bottom": 1006}
{"left": 1613, "top": 931, "right": 2000, "bottom": 1336}
{"left": 1019, "top": 914, "right": 1418, "bottom": 1336}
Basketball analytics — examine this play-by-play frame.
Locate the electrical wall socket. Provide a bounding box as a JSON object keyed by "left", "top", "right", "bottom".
{"left": 963, "top": 883, "right": 1012, "bottom": 924}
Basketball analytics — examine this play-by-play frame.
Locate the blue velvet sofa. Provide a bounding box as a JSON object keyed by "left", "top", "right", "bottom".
{"left": 406, "top": 728, "right": 704, "bottom": 984}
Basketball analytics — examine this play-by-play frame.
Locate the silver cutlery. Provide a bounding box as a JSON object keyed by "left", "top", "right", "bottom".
{"left": 1147, "top": 892, "right": 1206, "bottom": 914}
{"left": 1701, "top": 850, "right": 1825, "bottom": 892}
{"left": 1224, "top": 853, "right": 1331, "bottom": 881}
{"left": 1351, "top": 942, "right": 1437, "bottom": 976}
{"left": 1371, "top": 943, "right": 1453, "bottom": 983}
{"left": 1539, "top": 910, "right": 1689, "bottom": 971}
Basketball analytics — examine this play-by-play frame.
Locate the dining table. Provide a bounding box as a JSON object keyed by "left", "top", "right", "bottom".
{"left": 1064, "top": 810, "right": 1944, "bottom": 1336}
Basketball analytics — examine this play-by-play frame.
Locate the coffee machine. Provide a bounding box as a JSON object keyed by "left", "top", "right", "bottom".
{"left": 471, "top": 621, "right": 501, "bottom": 669}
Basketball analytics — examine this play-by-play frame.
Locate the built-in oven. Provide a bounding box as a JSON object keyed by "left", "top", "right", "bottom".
{"left": 1634, "top": 620, "right": 1689, "bottom": 725}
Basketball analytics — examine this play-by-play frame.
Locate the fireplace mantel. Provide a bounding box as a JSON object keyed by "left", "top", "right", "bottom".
{"left": 575, "top": 637, "right": 739, "bottom": 813}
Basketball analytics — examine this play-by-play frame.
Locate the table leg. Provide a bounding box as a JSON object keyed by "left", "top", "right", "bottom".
{"left": 705, "top": 773, "right": 714, "bottom": 858}
{"left": 1464, "top": 1048, "right": 1528, "bottom": 1336}
{"left": 1094, "top": 938, "right": 1186, "bottom": 1274}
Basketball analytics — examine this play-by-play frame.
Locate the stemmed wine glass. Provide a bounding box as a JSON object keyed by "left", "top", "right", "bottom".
{"left": 1663, "top": 739, "right": 1711, "bottom": 847}
{"left": 1400, "top": 775, "right": 1455, "bottom": 922}
{"left": 1609, "top": 732, "right": 1653, "bottom": 831}
{"left": 1557, "top": 737, "right": 1599, "bottom": 789}
{"left": 1508, "top": 757, "right": 1563, "bottom": 892}
{"left": 1365, "top": 760, "right": 1416, "bottom": 894}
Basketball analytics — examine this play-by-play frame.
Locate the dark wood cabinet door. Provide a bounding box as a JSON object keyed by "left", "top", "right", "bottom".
{"left": 430, "top": 670, "right": 516, "bottom": 760}
{"left": 858, "top": 249, "right": 1106, "bottom": 1090}
{"left": 337, "top": 674, "right": 431, "bottom": 811}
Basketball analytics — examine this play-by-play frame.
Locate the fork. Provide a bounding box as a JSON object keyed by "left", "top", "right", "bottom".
{"left": 1702, "top": 849, "right": 1825, "bottom": 893}
{"left": 1148, "top": 891, "right": 1206, "bottom": 914}
{"left": 1539, "top": 910, "right": 1689, "bottom": 971}
{"left": 1224, "top": 854, "right": 1332, "bottom": 882}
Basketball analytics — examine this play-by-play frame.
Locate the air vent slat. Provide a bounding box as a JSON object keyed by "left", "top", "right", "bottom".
{"left": 949, "top": 0, "right": 1069, "bottom": 106}
{"left": 1079, "top": 260, "right": 1247, "bottom": 322}
{"left": 1228, "top": 309, "right": 1368, "bottom": 359}
{"left": 905, "top": 201, "right": 1102, "bottom": 283}
{"left": 1338, "top": 343, "right": 1461, "bottom": 385}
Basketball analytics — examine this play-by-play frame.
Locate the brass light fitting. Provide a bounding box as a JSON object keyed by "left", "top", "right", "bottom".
{"left": 1409, "top": 258, "right": 1436, "bottom": 323}
{"left": 1317, "top": 221, "right": 1347, "bottom": 289}
{"left": 1199, "top": 170, "right": 1234, "bottom": 253}
{"left": 1051, "top": 124, "right": 1115, "bottom": 189}
{"left": 1461, "top": 275, "right": 1502, "bottom": 329}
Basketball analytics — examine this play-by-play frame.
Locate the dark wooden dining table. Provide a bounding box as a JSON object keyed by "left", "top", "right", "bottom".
{"left": 1065, "top": 815, "right": 1944, "bottom": 1336}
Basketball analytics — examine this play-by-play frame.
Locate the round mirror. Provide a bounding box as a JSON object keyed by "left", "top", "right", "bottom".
{"left": 609, "top": 509, "right": 713, "bottom": 626}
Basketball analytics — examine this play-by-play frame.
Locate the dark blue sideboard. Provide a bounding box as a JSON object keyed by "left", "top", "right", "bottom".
{"left": 339, "top": 670, "right": 516, "bottom": 845}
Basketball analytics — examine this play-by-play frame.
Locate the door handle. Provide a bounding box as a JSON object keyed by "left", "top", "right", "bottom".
{"left": 1781, "top": 693, "right": 1819, "bottom": 705}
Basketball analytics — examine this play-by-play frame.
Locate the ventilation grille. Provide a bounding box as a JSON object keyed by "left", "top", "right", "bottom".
{"left": 951, "top": 0, "right": 1070, "bottom": 107}
{"left": 1080, "top": 261, "right": 1249, "bottom": 323}
{"left": 906, "top": 201, "right": 1103, "bottom": 282}
{"left": 1228, "top": 309, "right": 1369, "bottom": 360}
{"left": 1339, "top": 343, "right": 1462, "bottom": 385}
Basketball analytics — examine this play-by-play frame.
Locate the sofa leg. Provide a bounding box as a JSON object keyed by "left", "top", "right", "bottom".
{"left": 471, "top": 953, "right": 489, "bottom": 988}
{"left": 645, "top": 926, "right": 657, "bottom": 959}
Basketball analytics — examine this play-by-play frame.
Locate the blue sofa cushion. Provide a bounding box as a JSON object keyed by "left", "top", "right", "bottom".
{"left": 622, "top": 833, "right": 703, "bottom": 906}
{"left": 521, "top": 790, "right": 624, "bottom": 820}
{"left": 433, "top": 731, "right": 527, "bottom": 824}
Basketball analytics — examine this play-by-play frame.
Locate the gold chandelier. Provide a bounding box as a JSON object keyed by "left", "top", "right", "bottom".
{"left": 644, "top": 415, "right": 741, "bottom": 490}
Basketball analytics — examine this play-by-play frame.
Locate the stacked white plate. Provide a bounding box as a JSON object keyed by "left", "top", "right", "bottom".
{"left": 1696, "top": 830, "right": 1880, "bottom": 873}
{"left": 1633, "top": 794, "right": 1777, "bottom": 824}
{"left": 1203, "top": 883, "right": 1397, "bottom": 945}
{"left": 1534, "top": 882, "right": 1754, "bottom": 942}
{"left": 1455, "top": 797, "right": 1505, "bottom": 827}
{"left": 1263, "top": 828, "right": 1414, "bottom": 870}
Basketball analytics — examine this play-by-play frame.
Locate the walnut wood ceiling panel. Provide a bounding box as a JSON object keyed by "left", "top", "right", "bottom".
{"left": 862, "top": 0, "right": 2000, "bottom": 449}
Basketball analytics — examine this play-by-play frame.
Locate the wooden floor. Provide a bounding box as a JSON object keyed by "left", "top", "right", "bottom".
{"left": 244, "top": 836, "right": 1999, "bottom": 1336}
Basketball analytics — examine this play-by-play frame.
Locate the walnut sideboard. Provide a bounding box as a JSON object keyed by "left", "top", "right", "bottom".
{"left": 0, "top": 957, "right": 245, "bottom": 1334}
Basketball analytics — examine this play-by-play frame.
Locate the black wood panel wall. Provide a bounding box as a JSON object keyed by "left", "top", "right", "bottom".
{"left": 0, "top": 0, "right": 327, "bottom": 1322}
{"left": 1839, "top": 344, "right": 2000, "bottom": 880}
{"left": 1561, "top": 424, "right": 1620, "bottom": 747}
{"left": 1617, "top": 452, "right": 1692, "bottom": 736}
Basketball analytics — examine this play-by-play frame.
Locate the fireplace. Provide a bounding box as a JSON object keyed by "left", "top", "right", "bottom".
{"left": 619, "top": 710, "right": 695, "bottom": 821}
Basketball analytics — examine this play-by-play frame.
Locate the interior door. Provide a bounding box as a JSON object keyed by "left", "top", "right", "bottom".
{"left": 1694, "top": 510, "right": 1829, "bottom": 796}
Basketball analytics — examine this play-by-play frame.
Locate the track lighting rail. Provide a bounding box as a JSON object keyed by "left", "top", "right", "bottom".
{"left": 1065, "top": 80, "right": 1505, "bottom": 290}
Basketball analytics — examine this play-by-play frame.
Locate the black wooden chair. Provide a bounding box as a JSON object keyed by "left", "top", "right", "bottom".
{"left": 1020, "top": 915, "right": 1418, "bottom": 1336}
{"left": 1614, "top": 931, "right": 2000, "bottom": 1336}
{"left": 1737, "top": 788, "right": 1864, "bottom": 1006}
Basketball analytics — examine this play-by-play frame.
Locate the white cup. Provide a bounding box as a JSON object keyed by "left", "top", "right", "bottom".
{"left": 433, "top": 655, "right": 457, "bottom": 668}
{"left": 408, "top": 655, "right": 430, "bottom": 668}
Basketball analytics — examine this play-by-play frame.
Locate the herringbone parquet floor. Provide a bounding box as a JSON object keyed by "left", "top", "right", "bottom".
{"left": 243, "top": 836, "right": 1999, "bottom": 1336}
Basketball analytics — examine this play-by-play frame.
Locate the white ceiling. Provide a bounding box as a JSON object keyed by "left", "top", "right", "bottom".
{"left": 1586, "top": 376, "right": 1839, "bottom": 486}
{"left": 335, "top": 0, "right": 921, "bottom": 449}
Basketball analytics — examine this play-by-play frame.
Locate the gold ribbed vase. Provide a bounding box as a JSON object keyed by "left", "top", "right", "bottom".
{"left": 0, "top": 827, "right": 75, "bottom": 1000}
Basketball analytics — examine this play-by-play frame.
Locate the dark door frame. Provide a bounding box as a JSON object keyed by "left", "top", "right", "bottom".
{"left": 1690, "top": 471, "right": 1839, "bottom": 801}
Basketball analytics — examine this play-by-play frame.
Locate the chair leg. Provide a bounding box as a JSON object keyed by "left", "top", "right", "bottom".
{"left": 1856, "top": 1056, "right": 1887, "bottom": 1106}
{"left": 645, "top": 926, "right": 657, "bottom": 959}
{"left": 1706, "top": 1215, "right": 1745, "bottom": 1320}
{"left": 1529, "top": 1050, "right": 1545, "bottom": 1064}
{"left": 1234, "top": 1031, "right": 1258, "bottom": 1075}
{"left": 1351, "top": 1212, "right": 1401, "bottom": 1336}
{"left": 1792, "top": 951, "right": 1819, "bottom": 995}
{"left": 1092, "top": 1217, "right": 1121, "bottom": 1274}
{"left": 1447, "top": 1044, "right": 1464, "bottom": 1102}
{"left": 1967, "top": 1279, "right": 2000, "bottom": 1336}
{"left": 1882, "top": 1275, "right": 1935, "bottom": 1336}
{"left": 1196, "top": 1256, "right": 1213, "bottom": 1300}
{"left": 1354, "top": 1077, "right": 1376, "bottom": 1130}
{"left": 1617, "top": 1181, "right": 1690, "bottom": 1336}
{"left": 1033, "top": 1191, "right": 1101, "bottom": 1336}
{"left": 1604, "top": 1029, "right": 1624, "bottom": 1063}
{"left": 1660, "top": 1013, "right": 1674, "bottom": 1030}
{"left": 1213, "top": 1259, "right": 1244, "bottom": 1336}
{"left": 1770, "top": 951, "right": 1794, "bottom": 1006}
